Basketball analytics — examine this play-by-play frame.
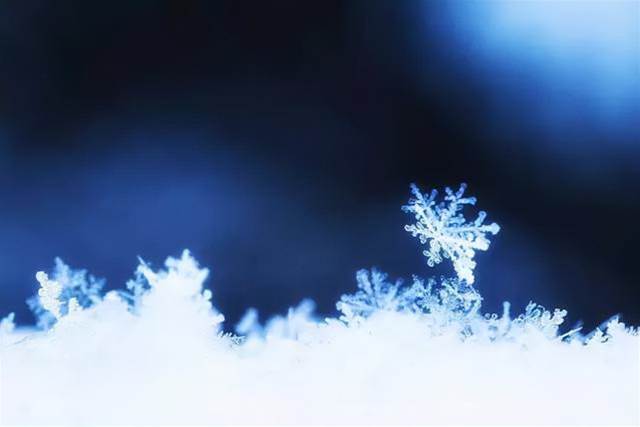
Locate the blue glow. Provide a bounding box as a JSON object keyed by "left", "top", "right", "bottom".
{"left": 429, "top": 0, "right": 639, "bottom": 151}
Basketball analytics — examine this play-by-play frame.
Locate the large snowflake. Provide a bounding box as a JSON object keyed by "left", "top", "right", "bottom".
{"left": 402, "top": 183, "right": 500, "bottom": 284}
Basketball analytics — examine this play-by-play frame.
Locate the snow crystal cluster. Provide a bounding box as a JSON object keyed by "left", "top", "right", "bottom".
{"left": 0, "top": 184, "right": 638, "bottom": 425}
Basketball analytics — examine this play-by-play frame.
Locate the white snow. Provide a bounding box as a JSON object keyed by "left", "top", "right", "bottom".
{"left": 1, "top": 184, "right": 637, "bottom": 425}
{"left": 1, "top": 250, "right": 637, "bottom": 425}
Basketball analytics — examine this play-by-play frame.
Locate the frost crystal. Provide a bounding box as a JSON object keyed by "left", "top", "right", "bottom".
{"left": 34, "top": 271, "right": 62, "bottom": 320}
{"left": 28, "top": 258, "right": 104, "bottom": 328}
{"left": 337, "top": 270, "right": 482, "bottom": 328}
{"left": 402, "top": 183, "right": 500, "bottom": 284}
{"left": 514, "top": 302, "right": 568, "bottom": 339}
{"left": 337, "top": 269, "right": 408, "bottom": 321}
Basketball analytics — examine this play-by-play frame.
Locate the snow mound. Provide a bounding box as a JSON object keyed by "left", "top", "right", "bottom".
{"left": 1, "top": 184, "right": 637, "bottom": 425}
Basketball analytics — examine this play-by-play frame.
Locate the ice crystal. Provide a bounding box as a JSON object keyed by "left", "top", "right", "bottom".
{"left": 514, "top": 302, "right": 568, "bottom": 339}
{"left": 27, "top": 258, "right": 104, "bottom": 328}
{"left": 34, "top": 271, "right": 62, "bottom": 320}
{"left": 403, "top": 183, "right": 500, "bottom": 284}
{"left": 336, "top": 270, "right": 483, "bottom": 325}
{"left": 336, "top": 269, "right": 416, "bottom": 321}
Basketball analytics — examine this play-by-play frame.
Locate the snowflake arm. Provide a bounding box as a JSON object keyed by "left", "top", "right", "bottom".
{"left": 336, "top": 269, "right": 404, "bottom": 321}
{"left": 28, "top": 259, "right": 104, "bottom": 328}
{"left": 402, "top": 183, "right": 500, "bottom": 284}
{"left": 35, "top": 271, "right": 62, "bottom": 320}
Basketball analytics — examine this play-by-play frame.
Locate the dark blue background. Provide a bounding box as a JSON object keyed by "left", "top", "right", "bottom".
{"left": 1, "top": 1, "right": 638, "bottom": 329}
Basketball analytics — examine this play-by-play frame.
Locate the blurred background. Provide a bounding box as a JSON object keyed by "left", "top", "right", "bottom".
{"left": 0, "top": 0, "right": 638, "bottom": 329}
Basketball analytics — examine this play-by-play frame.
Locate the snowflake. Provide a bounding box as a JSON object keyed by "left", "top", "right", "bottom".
{"left": 437, "top": 277, "right": 482, "bottom": 316}
{"left": 28, "top": 258, "right": 104, "bottom": 328}
{"left": 514, "top": 302, "right": 568, "bottom": 339}
{"left": 402, "top": 183, "right": 500, "bottom": 284}
{"left": 336, "top": 269, "right": 481, "bottom": 325}
{"left": 480, "top": 301, "right": 570, "bottom": 343}
{"left": 34, "top": 271, "right": 62, "bottom": 320}
{"left": 337, "top": 269, "right": 416, "bottom": 321}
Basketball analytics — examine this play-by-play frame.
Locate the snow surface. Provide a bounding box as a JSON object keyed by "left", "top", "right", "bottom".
{"left": 1, "top": 184, "right": 638, "bottom": 425}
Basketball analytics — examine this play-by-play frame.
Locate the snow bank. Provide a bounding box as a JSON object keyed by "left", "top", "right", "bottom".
{"left": 1, "top": 184, "right": 637, "bottom": 425}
